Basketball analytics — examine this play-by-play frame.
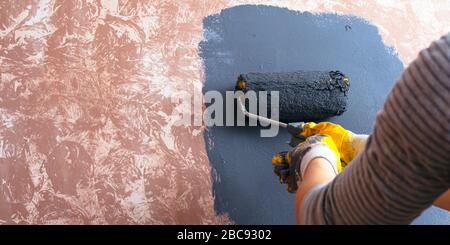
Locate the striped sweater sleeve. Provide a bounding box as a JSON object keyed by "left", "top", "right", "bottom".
{"left": 299, "top": 33, "right": 450, "bottom": 225}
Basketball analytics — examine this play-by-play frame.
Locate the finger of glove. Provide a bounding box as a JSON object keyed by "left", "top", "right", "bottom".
{"left": 272, "top": 151, "right": 289, "bottom": 165}
{"left": 279, "top": 169, "right": 291, "bottom": 183}
{"left": 301, "top": 122, "right": 345, "bottom": 138}
{"left": 273, "top": 168, "right": 281, "bottom": 176}
{"left": 288, "top": 144, "right": 312, "bottom": 171}
{"left": 300, "top": 122, "right": 318, "bottom": 137}
{"left": 273, "top": 166, "right": 289, "bottom": 176}
{"left": 273, "top": 168, "right": 288, "bottom": 182}
{"left": 273, "top": 164, "right": 288, "bottom": 171}
{"left": 286, "top": 175, "right": 298, "bottom": 193}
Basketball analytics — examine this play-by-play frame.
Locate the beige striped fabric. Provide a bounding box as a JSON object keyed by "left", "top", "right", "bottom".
{"left": 300, "top": 33, "right": 450, "bottom": 225}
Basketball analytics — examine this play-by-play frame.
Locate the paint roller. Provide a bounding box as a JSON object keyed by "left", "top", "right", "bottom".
{"left": 235, "top": 70, "right": 350, "bottom": 146}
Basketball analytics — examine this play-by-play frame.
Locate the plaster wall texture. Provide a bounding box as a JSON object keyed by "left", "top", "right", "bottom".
{"left": 0, "top": 0, "right": 449, "bottom": 224}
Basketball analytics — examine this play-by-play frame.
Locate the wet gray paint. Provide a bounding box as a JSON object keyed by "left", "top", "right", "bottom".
{"left": 199, "top": 5, "right": 450, "bottom": 224}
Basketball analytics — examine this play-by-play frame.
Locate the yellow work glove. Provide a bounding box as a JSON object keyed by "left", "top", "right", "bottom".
{"left": 272, "top": 134, "right": 342, "bottom": 193}
{"left": 300, "top": 122, "right": 368, "bottom": 166}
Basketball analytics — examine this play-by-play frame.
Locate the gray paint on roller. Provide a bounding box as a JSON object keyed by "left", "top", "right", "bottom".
{"left": 239, "top": 70, "right": 349, "bottom": 122}
{"left": 199, "top": 5, "right": 450, "bottom": 224}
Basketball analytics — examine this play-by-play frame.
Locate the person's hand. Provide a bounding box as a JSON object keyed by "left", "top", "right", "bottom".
{"left": 300, "top": 122, "right": 368, "bottom": 165}
{"left": 272, "top": 134, "right": 342, "bottom": 193}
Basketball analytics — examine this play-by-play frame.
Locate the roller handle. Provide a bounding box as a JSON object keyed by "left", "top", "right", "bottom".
{"left": 237, "top": 95, "right": 305, "bottom": 147}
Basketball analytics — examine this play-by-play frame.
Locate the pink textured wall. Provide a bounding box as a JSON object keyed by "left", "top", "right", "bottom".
{"left": 0, "top": 0, "right": 449, "bottom": 224}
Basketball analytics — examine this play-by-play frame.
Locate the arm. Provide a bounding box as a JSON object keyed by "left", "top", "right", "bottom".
{"left": 298, "top": 34, "right": 450, "bottom": 224}
{"left": 296, "top": 156, "right": 450, "bottom": 224}
{"left": 295, "top": 158, "right": 336, "bottom": 224}
{"left": 350, "top": 136, "right": 449, "bottom": 211}
{"left": 435, "top": 190, "right": 450, "bottom": 211}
